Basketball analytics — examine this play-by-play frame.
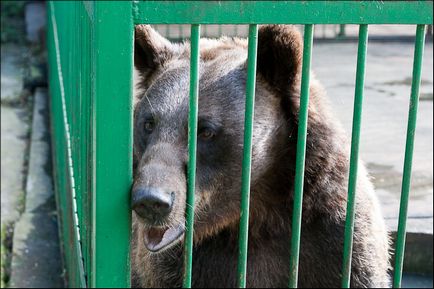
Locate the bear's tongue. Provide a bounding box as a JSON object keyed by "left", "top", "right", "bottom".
{"left": 143, "top": 225, "right": 184, "bottom": 252}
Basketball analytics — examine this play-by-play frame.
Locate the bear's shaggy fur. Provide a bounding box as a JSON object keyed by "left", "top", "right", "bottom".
{"left": 131, "top": 25, "right": 390, "bottom": 288}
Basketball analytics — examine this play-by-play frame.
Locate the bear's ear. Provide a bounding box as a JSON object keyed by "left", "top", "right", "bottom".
{"left": 134, "top": 25, "right": 174, "bottom": 74}
{"left": 256, "top": 25, "right": 303, "bottom": 93}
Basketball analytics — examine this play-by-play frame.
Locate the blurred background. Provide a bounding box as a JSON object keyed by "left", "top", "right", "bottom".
{"left": 1, "top": 1, "right": 433, "bottom": 288}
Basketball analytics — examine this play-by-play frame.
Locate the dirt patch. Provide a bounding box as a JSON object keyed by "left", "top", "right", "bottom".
{"left": 1, "top": 89, "right": 32, "bottom": 108}
{"left": 1, "top": 223, "right": 14, "bottom": 287}
{"left": 380, "top": 77, "right": 432, "bottom": 86}
{"left": 365, "top": 85, "right": 397, "bottom": 97}
{"left": 367, "top": 162, "right": 433, "bottom": 199}
{"left": 420, "top": 92, "right": 433, "bottom": 101}
{"left": 1, "top": 2, "right": 25, "bottom": 44}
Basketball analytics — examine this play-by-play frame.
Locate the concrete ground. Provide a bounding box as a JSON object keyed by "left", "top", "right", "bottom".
{"left": 403, "top": 273, "right": 433, "bottom": 288}
{"left": 9, "top": 88, "right": 63, "bottom": 288}
{"left": 1, "top": 44, "right": 63, "bottom": 288}
{"left": 1, "top": 2, "right": 62, "bottom": 287}
{"left": 1, "top": 43, "right": 30, "bottom": 287}
{"left": 1, "top": 44, "right": 28, "bottom": 225}
{"left": 312, "top": 42, "right": 433, "bottom": 234}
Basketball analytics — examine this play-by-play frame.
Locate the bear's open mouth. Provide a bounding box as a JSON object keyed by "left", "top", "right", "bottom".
{"left": 143, "top": 225, "right": 184, "bottom": 252}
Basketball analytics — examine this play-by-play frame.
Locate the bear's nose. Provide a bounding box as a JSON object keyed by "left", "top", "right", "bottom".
{"left": 131, "top": 187, "right": 174, "bottom": 222}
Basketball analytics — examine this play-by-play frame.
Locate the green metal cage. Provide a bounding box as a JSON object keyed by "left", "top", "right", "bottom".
{"left": 47, "top": 1, "right": 433, "bottom": 288}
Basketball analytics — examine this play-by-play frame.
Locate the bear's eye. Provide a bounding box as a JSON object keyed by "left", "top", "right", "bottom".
{"left": 144, "top": 119, "right": 154, "bottom": 133}
{"left": 198, "top": 127, "right": 216, "bottom": 141}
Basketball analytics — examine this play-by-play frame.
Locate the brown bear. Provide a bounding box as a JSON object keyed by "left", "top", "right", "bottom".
{"left": 131, "top": 25, "right": 390, "bottom": 288}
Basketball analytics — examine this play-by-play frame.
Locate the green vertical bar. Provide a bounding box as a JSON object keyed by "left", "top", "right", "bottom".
{"left": 341, "top": 24, "right": 369, "bottom": 288}
{"left": 78, "top": 2, "right": 89, "bottom": 277}
{"left": 48, "top": 2, "right": 87, "bottom": 285}
{"left": 91, "top": 2, "right": 133, "bottom": 287}
{"left": 236, "top": 24, "right": 258, "bottom": 289}
{"left": 48, "top": 3, "right": 71, "bottom": 283}
{"left": 288, "top": 24, "right": 314, "bottom": 288}
{"left": 183, "top": 24, "right": 200, "bottom": 289}
{"left": 393, "top": 24, "right": 426, "bottom": 289}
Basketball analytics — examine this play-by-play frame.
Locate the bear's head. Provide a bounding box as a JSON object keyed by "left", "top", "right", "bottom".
{"left": 132, "top": 25, "right": 305, "bottom": 253}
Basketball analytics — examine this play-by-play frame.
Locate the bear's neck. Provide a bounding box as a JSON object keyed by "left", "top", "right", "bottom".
{"left": 142, "top": 222, "right": 292, "bottom": 288}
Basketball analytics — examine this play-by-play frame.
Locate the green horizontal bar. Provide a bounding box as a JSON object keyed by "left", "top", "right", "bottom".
{"left": 237, "top": 24, "right": 259, "bottom": 288}
{"left": 134, "top": 1, "right": 432, "bottom": 25}
{"left": 183, "top": 24, "right": 201, "bottom": 289}
{"left": 341, "top": 24, "right": 369, "bottom": 288}
{"left": 393, "top": 24, "right": 426, "bottom": 289}
{"left": 288, "top": 24, "right": 314, "bottom": 289}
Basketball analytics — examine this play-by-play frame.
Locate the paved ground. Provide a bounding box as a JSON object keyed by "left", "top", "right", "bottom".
{"left": 0, "top": 106, "right": 27, "bottom": 223}
{"left": 1, "top": 43, "right": 30, "bottom": 288}
{"left": 312, "top": 42, "right": 433, "bottom": 233}
{"left": 9, "top": 88, "right": 63, "bottom": 288}
{"left": 1, "top": 45, "right": 63, "bottom": 287}
{"left": 1, "top": 3, "right": 63, "bottom": 287}
{"left": 403, "top": 273, "right": 433, "bottom": 288}
{"left": 1, "top": 44, "right": 29, "bottom": 227}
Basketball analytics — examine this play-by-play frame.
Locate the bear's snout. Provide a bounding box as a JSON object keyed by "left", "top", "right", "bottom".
{"left": 131, "top": 186, "right": 175, "bottom": 224}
